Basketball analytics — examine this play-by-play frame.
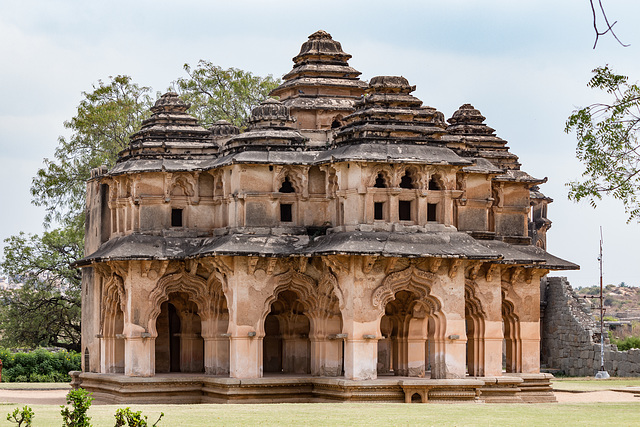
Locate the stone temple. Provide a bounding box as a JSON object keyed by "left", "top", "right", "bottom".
{"left": 74, "top": 30, "right": 577, "bottom": 403}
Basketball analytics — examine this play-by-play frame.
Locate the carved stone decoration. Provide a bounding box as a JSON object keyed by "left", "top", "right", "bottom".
{"left": 372, "top": 266, "right": 440, "bottom": 311}
{"left": 247, "top": 257, "right": 259, "bottom": 275}
{"left": 448, "top": 259, "right": 462, "bottom": 279}
{"left": 427, "top": 258, "right": 442, "bottom": 274}
{"left": 485, "top": 263, "right": 501, "bottom": 282}
{"left": 147, "top": 270, "right": 211, "bottom": 335}
{"left": 100, "top": 274, "right": 126, "bottom": 335}
{"left": 466, "top": 262, "right": 482, "bottom": 280}
{"left": 362, "top": 255, "right": 377, "bottom": 274}
{"left": 324, "top": 255, "right": 350, "bottom": 274}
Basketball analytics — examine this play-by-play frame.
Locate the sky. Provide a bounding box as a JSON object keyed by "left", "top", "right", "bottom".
{"left": 1, "top": 0, "right": 639, "bottom": 287}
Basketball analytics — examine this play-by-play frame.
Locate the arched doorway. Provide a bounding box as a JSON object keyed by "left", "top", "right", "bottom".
{"left": 377, "top": 290, "right": 435, "bottom": 377}
{"left": 465, "top": 285, "right": 485, "bottom": 377}
{"left": 502, "top": 299, "right": 521, "bottom": 373}
{"left": 102, "top": 275, "right": 125, "bottom": 374}
{"left": 155, "top": 292, "right": 204, "bottom": 373}
{"left": 263, "top": 290, "right": 311, "bottom": 374}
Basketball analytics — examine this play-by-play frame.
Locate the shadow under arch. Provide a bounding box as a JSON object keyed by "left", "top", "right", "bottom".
{"left": 148, "top": 269, "right": 230, "bottom": 375}
{"left": 373, "top": 266, "right": 447, "bottom": 378}
{"left": 261, "top": 268, "right": 344, "bottom": 376}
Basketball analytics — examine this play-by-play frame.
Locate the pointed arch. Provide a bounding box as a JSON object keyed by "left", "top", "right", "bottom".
{"left": 465, "top": 281, "right": 486, "bottom": 376}
{"left": 502, "top": 286, "right": 522, "bottom": 373}
{"left": 148, "top": 270, "right": 210, "bottom": 335}
{"left": 372, "top": 266, "right": 440, "bottom": 312}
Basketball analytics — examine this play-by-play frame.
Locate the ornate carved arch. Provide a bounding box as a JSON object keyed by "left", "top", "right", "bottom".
{"left": 101, "top": 273, "right": 126, "bottom": 335}
{"left": 147, "top": 270, "right": 211, "bottom": 335}
{"left": 368, "top": 166, "right": 393, "bottom": 188}
{"left": 464, "top": 280, "right": 486, "bottom": 319}
{"left": 275, "top": 166, "right": 304, "bottom": 193}
{"left": 170, "top": 174, "right": 196, "bottom": 198}
{"left": 372, "top": 266, "right": 441, "bottom": 312}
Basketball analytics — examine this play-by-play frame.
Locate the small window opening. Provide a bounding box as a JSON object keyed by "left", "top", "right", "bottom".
{"left": 279, "top": 176, "right": 295, "bottom": 193}
{"left": 84, "top": 348, "right": 90, "bottom": 373}
{"left": 399, "top": 201, "right": 412, "bottom": 221}
{"left": 171, "top": 208, "right": 183, "bottom": 227}
{"left": 411, "top": 392, "right": 422, "bottom": 403}
{"left": 427, "top": 203, "right": 437, "bottom": 222}
{"left": 429, "top": 176, "right": 441, "bottom": 190}
{"left": 400, "top": 172, "right": 414, "bottom": 189}
{"left": 374, "top": 202, "right": 384, "bottom": 220}
{"left": 280, "top": 203, "right": 293, "bottom": 222}
{"left": 331, "top": 120, "right": 342, "bottom": 129}
{"left": 374, "top": 173, "right": 387, "bottom": 188}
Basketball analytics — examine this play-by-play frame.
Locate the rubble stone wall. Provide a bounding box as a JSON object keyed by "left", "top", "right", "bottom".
{"left": 541, "top": 276, "right": 640, "bottom": 376}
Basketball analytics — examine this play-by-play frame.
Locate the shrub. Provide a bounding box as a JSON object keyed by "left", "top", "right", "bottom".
{"left": 114, "top": 408, "right": 164, "bottom": 427}
{"left": 0, "top": 347, "right": 80, "bottom": 382}
{"left": 6, "top": 406, "right": 34, "bottom": 427}
{"left": 61, "top": 388, "right": 93, "bottom": 427}
{"left": 611, "top": 336, "right": 640, "bottom": 351}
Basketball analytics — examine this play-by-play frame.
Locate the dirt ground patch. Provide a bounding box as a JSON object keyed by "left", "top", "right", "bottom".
{"left": 554, "top": 389, "right": 640, "bottom": 403}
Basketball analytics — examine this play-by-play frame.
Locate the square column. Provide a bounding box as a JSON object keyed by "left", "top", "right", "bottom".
{"left": 124, "top": 337, "right": 155, "bottom": 377}
{"left": 229, "top": 336, "right": 262, "bottom": 378}
{"left": 342, "top": 319, "right": 379, "bottom": 380}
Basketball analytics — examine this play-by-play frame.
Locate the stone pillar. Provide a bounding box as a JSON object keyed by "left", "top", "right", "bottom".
{"left": 310, "top": 337, "right": 343, "bottom": 376}
{"left": 483, "top": 320, "right": 504, "bottom": 376}
{"left": 204, "top": 337, "right": 230, "bottom": 375}
{"left": 229, "top": 334, "right": 262, "bottom": 378}
{"left": 342, "top": 319, "right": 379, "bottom": 380}
{"left": 521, "top": 322, "right": 540, "bottom": 373}
{"left": 124, "top": 336, "right": 155, "bottom": 376}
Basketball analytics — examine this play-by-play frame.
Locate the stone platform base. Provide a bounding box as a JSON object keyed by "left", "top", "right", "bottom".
{"left": 71, "top": 372, "right": 556, "bottom": 404}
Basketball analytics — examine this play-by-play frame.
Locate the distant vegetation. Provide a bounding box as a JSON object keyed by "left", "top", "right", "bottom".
{"left": 0, "top": 348, "right": 80, "bottom": 382}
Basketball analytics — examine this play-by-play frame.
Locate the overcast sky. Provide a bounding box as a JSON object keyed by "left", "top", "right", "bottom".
{"left": 1, "top": 0, "right": 639, "bottom": 287}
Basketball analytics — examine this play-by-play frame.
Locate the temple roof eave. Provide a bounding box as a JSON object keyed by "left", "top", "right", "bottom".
{"left": 75, "top": 231, "right": 578, "bottom": 271}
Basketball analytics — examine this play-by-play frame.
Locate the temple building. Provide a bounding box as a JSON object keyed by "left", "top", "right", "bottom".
{"left": 74, "top": 30, "right": 577, "bottom": 403}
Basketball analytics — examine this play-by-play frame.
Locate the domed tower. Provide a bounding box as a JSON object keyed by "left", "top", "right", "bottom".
{"left": 446, "top": 104, "right": 519, "bottom": 170}
{"left": 270, "top": 30, "right": 367, "bottom": 133}
{"left": 335, "top": 75, "right": 448, "bottom": 146}
{"left": 118, "top": 92, "right": 217, "bottom": 161}
{"left": 223, "top": 98, "right": 306, "bottom": 153}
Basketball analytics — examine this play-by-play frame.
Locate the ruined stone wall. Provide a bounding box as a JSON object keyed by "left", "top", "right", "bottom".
{"left": 541, "top": 276, "right": 640, "bottom": 376}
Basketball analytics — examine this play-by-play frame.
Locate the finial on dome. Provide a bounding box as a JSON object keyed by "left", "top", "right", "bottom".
{"left": 448, "top": 104, "right": 486, "bottom": 125}
{"left": 151, "top": 92, "right": 191, "bottom": 114}
{"left": 308, "top": 30, "right": 332, "bottom": 40}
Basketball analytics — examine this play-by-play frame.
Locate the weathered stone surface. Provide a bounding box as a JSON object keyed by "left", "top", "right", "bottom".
{"left": 77, "top": 31, "right": 579, "bottom": 405}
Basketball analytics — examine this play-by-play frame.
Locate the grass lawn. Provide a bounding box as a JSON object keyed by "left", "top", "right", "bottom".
{"left": 1, "top": 402, "right": 640, "bottom": 427}
{"left": 0, "top": 382, "right": 70, "bottom": 390}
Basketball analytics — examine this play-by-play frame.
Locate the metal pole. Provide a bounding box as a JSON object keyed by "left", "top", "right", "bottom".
{"left": 596, "top": 226, "right": 609, "bottom": 379}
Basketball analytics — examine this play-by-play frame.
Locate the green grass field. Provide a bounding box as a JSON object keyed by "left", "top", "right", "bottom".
{"left": 1, "top": 378, "right": 640, "bottom": 426}
{"left": 2, "top": 402, "right": 640, "bottom": 427}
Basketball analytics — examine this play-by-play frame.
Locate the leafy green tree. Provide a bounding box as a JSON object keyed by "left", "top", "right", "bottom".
{"left": 31, "top": 75, "right": 153, "bottom": 227}
{"left": 2, "top": 65, "right": 278, "bottom": 352}
{"left": 174, "top": 60, "right": 280, "bottom": 128}
{"left": 0, "top": 226, "right": 82, "bottom": 351}
{"left": 565, "top": 66, "right": 640, "bottom": 222}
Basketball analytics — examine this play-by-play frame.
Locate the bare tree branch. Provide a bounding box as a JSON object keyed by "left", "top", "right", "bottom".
{"left": 591, "top": 0, "right": 629, "bottom": 49}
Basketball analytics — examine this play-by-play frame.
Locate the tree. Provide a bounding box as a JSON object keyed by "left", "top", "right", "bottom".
{"left": 589, "top": 0, "right": 629, "bottom": 49}
{"left": 0, "top": 226, "right": 83, "bottom": 351}
{"left": 1, "top": 64, "right": 279, "bottom": 351}
{"left": 565, "top": 66, "right": 640, "bottom": 222}
{"left": 174, "top": 60, "right": 280, "bottom": 128}
{"left": 31, "top": 76, "right": 154, "bottom": 228}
